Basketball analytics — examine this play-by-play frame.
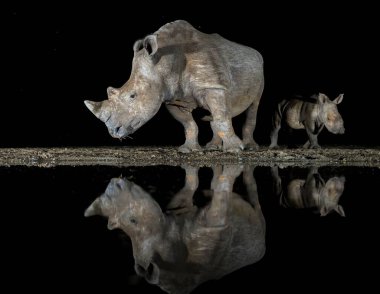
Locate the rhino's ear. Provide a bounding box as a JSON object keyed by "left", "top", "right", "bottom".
{"left": 133, "top": 39, "right": 144, "bottom": 52}
{"left": 317, "top": 93, "right": 329, "bottom": 104}
{"left": 335, "top": 205, "right": 346, "bottom": 217}
{"left": 143, "top": 35, "right": 158, "bottom": 56}
{"left": 107, "top": 87, "right": 120, "bottom": 99}
{"left": 333, "top": 93, "right": 344, "bottom": 104}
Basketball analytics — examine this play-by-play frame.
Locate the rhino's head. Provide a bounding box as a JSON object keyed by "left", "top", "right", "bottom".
{"left": 84, "top": 35, "right": 166, "bottom": 139}
{"left": 319, "top": 176, "right": 346, "bottom": 216}
{"left": 317, "top": 93, "right": 345, "bottom": 134}
{"left": 85, "top": 177, "right": 168, "bottom": 283}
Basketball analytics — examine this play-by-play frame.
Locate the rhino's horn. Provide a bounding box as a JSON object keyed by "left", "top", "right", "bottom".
{"left": 84, "top": 100, "right": 103, "bottom": 119}
{"left": 84, "top": 198, "right": 102, "bottom": 217}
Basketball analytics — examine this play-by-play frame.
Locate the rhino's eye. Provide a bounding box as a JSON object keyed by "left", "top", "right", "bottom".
{"left": 130, "top": 218, "right": 138, "bottom": 224}
{"left": 130, "top": 93, "right": 137, "bottom": 99}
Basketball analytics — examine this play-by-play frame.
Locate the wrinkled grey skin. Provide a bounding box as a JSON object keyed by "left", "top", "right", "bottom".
{"left": 271, "top": 166, "right": 345, "bottom": 216}
{"left": 84, "top": 20, "right": 264, "bottom": 153}
{"left": 269, "top": 93, "right": 344, "bottom": 149}
{"left": 85, "top": 165, "right": 265, "bottom": 294}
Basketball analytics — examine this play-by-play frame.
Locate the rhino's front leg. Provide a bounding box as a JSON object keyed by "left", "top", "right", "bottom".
{"left": 205, "top": 134, "right": 223, "bottom": 151}
{"left": 204, "top": 90, "right": 244, "bottom": 153}
{"left": 205, "top": 165, "right": 243, "bottom": 226}
{"left": 304, "top": 122, "right": 321, "bottom": 149}
{"left": 305, "top": 129, "right": 320, "bottom": 148}
{"left": 166, "top": 165, "right": 199, "bottom": 215}
{"left": 166, "top": 104, "right": 202, "bottom": 153}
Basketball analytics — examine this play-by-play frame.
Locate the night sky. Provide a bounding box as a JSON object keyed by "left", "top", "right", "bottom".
{"left": 3, "top": 3, "right": 376, "bottom": 147}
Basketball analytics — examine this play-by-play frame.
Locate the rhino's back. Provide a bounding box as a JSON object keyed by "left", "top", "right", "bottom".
{"left": 210, "top": 33, "right": 263, "bottom": 73}
{"left": 155, "top": 21, "right": 264, "bottom": 108}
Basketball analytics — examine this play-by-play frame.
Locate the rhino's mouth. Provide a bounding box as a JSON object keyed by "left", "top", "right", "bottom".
{"left": 110, "top": 120, "right": 142, "bottom": 139}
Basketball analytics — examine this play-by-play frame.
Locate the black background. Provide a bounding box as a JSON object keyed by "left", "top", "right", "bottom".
{"left": 2, "top": 3, "right": 376, "bottom": 147}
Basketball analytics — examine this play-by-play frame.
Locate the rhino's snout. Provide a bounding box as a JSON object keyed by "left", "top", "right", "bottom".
{"left": 334, "top": 125, "right": 345, "bottom": 135}
{"left": 108, "top": 126, "right": 124, "bottom": 138}
{"left": 135, "top": 262, "right": 159, "bottom": 284}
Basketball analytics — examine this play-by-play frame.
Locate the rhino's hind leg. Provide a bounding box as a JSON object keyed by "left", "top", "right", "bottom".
{"left": 303, "top": 140, "right": 311, "bottom": 148}
{"left": 166, "top": 104, "right": 202, "bottom": 153}
{"left": 269, "top": 105, "right": 282, "bottom": 149}
{"left": 243, "top": 102, "right": 260, "bottom": 150}
{"left": 204, "top": 90, "right": 244, "bottom": 153}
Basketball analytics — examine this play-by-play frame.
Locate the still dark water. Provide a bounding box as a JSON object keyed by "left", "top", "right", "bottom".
{"left": 1, "top": 165, "right": 378, "bottom": 293}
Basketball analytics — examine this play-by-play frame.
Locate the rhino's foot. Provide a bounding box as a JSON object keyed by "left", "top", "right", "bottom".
{"left": 269, "top": 144, "right": 280, "bottom": 150}
{"left": 204, "top": 142, "right": 223, "bottom": 151}
{"left": 178, "top": 143, "right": 202, "bottom": 153}
{"left": 223, "top": 137, "right": 244, "bottom": 153}
{"left": 244, "top": 142, "right": 259, "bottom": 151}
{"left": 224, "top": 164, "right": 244, "bottom": 178}
{"left": 303, "top": 141, "right": 311, "bottom": 148}
{"left": 309, "top": 144, "right": 321, "bottom": 149}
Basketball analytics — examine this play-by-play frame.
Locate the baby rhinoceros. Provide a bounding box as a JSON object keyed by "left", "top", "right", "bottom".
{"left": 269, "top": 93, "right": 344, "bottom": 149}
{"left": 84, "top": 20, "right": 264, "bottom": 153}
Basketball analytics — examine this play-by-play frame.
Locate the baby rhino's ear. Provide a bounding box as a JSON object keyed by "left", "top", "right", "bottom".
{"left": 317, "top": 93, "right": 329, "bottom": 104}
{"left": 333, "top": 94, "right": 344, "bottom": 104}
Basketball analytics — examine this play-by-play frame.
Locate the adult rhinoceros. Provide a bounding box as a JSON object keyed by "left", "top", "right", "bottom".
{"left": 85, "top": 20, "right": 264, "bottom": 153}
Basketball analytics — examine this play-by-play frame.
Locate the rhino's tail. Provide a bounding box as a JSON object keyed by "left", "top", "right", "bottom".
{"left": 201, "top": 115, "right": 213, "bottom": 121}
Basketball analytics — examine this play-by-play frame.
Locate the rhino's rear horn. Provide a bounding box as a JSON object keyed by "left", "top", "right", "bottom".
{"left": 143, "top": 35, "right": 158, "bottom": 56}
{"left": 107, "top": 87, "right": 120, "bottom": 99}
{"left": 84, "top": 100, "right": 103, "bottom": 119}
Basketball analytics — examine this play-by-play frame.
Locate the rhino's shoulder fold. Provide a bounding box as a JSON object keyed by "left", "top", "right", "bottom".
{"left": 154, "top": 20, "right": 203, "bottom": 48}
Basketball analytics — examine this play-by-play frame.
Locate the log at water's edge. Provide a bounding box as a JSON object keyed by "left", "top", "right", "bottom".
{"left": 0, "top": 147, "right": 379, "bottom": 167}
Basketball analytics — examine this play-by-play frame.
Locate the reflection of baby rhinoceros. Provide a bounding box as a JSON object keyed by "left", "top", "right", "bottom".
{"left": 85, "top": 165, "right": 265, "bottom": 294}
{"left": 84, "top": 20, "right": 264, "bottom": 153}
{"left": 271, "top": 167, "right": 346, "bottom": 216}
{"left": 270, "top": 93, "right": 344, "bottom": 149}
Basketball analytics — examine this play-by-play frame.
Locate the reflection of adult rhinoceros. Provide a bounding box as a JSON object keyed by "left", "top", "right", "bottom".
{"left": 85, "top": 165, "right": 266, "bottom": 294}
{"left": 85, "top": 20, "right": 264, "bottom": 153}
{"left": 271, "top": 166, "right": 345, "bottom": 216}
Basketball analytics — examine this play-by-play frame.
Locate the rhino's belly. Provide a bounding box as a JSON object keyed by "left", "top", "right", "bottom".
{"left": 231, "top": 95, "right": 254, "bottom": 117}
{"left": 285, "top": 106, "right": 304, "bottom": 129}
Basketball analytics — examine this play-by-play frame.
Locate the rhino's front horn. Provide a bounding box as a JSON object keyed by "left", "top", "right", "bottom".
{"left": 84, "top": 100, "right": 103, "bottom": 119}
{"left": 84, "top": 198, "right": 102, "bottom": 217}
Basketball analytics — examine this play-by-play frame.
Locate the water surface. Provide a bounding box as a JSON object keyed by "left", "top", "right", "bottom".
{"left": 1, "top": 165, "right": 377, "bottom": 293}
